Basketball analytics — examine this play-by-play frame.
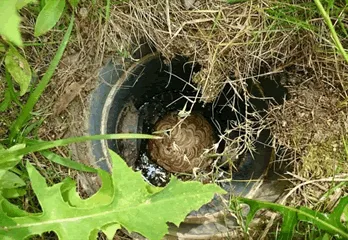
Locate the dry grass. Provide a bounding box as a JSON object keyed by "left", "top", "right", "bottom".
{"left": 109, "top": 1, "right": 347, "bottom": 167}
{"left": 111, "top": 0, "right": 312, "bottom": 99}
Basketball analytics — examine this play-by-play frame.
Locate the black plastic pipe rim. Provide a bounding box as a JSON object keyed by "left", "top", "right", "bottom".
{"left": 78, "top": 47, "right": 290, "bottom": 238}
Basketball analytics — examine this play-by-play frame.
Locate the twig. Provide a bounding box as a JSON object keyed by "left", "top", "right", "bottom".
{"left": 166, "top": 0, "right": 172, "bottom": 37}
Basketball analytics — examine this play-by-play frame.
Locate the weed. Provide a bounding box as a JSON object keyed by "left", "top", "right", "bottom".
{"left": 0, "top": 150, "right": 224, "bottom": 240}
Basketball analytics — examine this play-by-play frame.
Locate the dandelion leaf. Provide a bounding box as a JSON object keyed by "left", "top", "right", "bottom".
{"left": 0, "top": 150, "right": 224, "bottom": 240}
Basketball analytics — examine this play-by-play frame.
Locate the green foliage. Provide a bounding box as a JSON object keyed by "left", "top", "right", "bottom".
{"left": 238, "top": 196, "right": 348, "bottom": 240}
{"left": 314, "top": 0, "right": 348, "bottom": 63}
{"left": 9, "top": 15, "right": 74, "bottom": 142}
{"left": 5, "top": 46, "right": 32, "bottom": 96}
{"left": 1, "top": 133, "right": 156, "bottom": 163}
{"left": 0, "top": 0, "right": 23, "bottom": 46}
{"left": 0, "top": 150, "right": 224, "bottom": 240}
{"left": 105, "top": 0, "right": 111, "bottom": 20}
{"left": 0, "top": 171, "right": 25, "bottom": 190}
{"left": 0, "top": 144, "right": 26, "bottom": 170}
{"left": 0, "top": 134, "right": 156, "bottom": 202}
{"left": 265, "top": 2, "right": 316, "bottom": 31}
{"left": 0, "top": 0, "right": 67, "bottom": 45}
{"left": 34, "top": 0, "right": 66, "bottom": 37}
{"left": 0, "top": 169, "right": 26, "bottom": 199}
{"left": 264, "top": 0, "right": 348, "bottom": 63}
{"left": 0, "top": 144, "right": 27, "bottom": 199}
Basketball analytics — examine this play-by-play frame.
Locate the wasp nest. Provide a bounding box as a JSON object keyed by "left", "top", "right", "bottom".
{"left": 148, "top": 112, "right": 215, "bottom": 173}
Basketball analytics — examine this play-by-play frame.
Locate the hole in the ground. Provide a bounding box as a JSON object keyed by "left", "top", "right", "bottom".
{"left": 102, "top": 54, "right": 289, "bottom": 189}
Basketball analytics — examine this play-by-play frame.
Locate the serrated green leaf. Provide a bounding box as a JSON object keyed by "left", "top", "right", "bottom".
{"left": 68, "top": 0, "right": 79, "bottom": 8}
{"left": 0, "top": 196, "right": 29, "bottom": 217}
{"left": 16, "top": 0, "right": 37, "bottom": 9}
{"left": 34, "top": 0, "right": 66, "bottom": 37}
{"left": 2, "top": 188, "right": 26, "bottom": 198}
{"left": 0, "top": 144, "right": 26, "bottom": 170}
{"left": 0, "top": 170, "right": 25, "bottom": 189}
{"left": 5, "top": 47, "right": 32, "bottom": 96}
{"left": 101, "top": 223, "right": 120, "bottom": 240}
{"left": 61, "top": 169, "right": 113, "bottom": 208}
{"left": 0, "top": 169, "right": 26, "bottom": 199}
{"left": 0, "top": 0, "right": 22, "bottom": 46}
{"left": 279, "top": 210, "right": 297, "bottom": 240}
{"left": 0, "top": 150, "right": 225, "bottom": 240}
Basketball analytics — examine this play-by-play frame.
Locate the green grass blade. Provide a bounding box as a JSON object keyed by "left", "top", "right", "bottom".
{"left": 5, "top": 69, "right": 22, "bottom": 107}
{"left": 105, "top": 0, "right": 110, "bottom": 20}
{"left": 1, "top": 134, "right": 158, "bottom": 161}
{"left": 41, "top": 150, "right": 97, "bottom": 173}
{"left": 314, "top": 0, "right": 348, "bottom": 63}
{"left": 0, "top": 89, "right": 11, "bottom": 112}
{"left": 9, "top": 15, "right": 75, "bottom": 142}
{"left": 238, "top": 197, "right": 348, "bottom": 239}
{"left": 21, "top": 118, "right": 45, "bottom": 139}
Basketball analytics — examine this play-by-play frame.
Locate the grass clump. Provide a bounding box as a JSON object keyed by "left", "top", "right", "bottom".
{"left": 301, "top": 140, "right": 346, "bottom": 179}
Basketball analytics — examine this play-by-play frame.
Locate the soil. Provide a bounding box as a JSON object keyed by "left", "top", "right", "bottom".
{"left": 270, "top": 70, "right": 348, "bottom": 177}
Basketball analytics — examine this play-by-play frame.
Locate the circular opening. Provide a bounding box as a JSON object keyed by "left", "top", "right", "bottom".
{"left": 104, "top": 55, "right": 237, "bottom": 186}
{"left": 93, "top": 53, "right": 288, "bottom": 193}
{"left": 85, "top": 51, "right": 291, "bottom": 237}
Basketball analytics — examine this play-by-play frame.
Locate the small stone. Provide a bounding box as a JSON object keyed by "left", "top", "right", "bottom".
{"left": 182, "top": 0, "right": 195, "bottom": 9}
{"left": 79, "top": 7, "right": 88, "bottom": 19}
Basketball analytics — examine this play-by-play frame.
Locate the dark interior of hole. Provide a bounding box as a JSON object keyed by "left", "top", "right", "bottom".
{"left": 104, "top": 55, "right": 288, "bottom": 187}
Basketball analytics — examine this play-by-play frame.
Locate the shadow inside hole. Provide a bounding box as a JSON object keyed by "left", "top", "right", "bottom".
{"left": 102, "top": 54, "right": 290, "bottom": 189}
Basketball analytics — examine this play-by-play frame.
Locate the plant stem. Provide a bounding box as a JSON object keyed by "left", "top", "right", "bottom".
{"left": 105, "top": 0, "right": 110, "bottom": 20}
{"left": 1, "top": 134, "right": 158, "bottom": 160}
{"left": 9, "top": 15, "right": 75, "bottom": 142}
{"left": 314, "top": 0, "right": 348, "bottom": 63}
